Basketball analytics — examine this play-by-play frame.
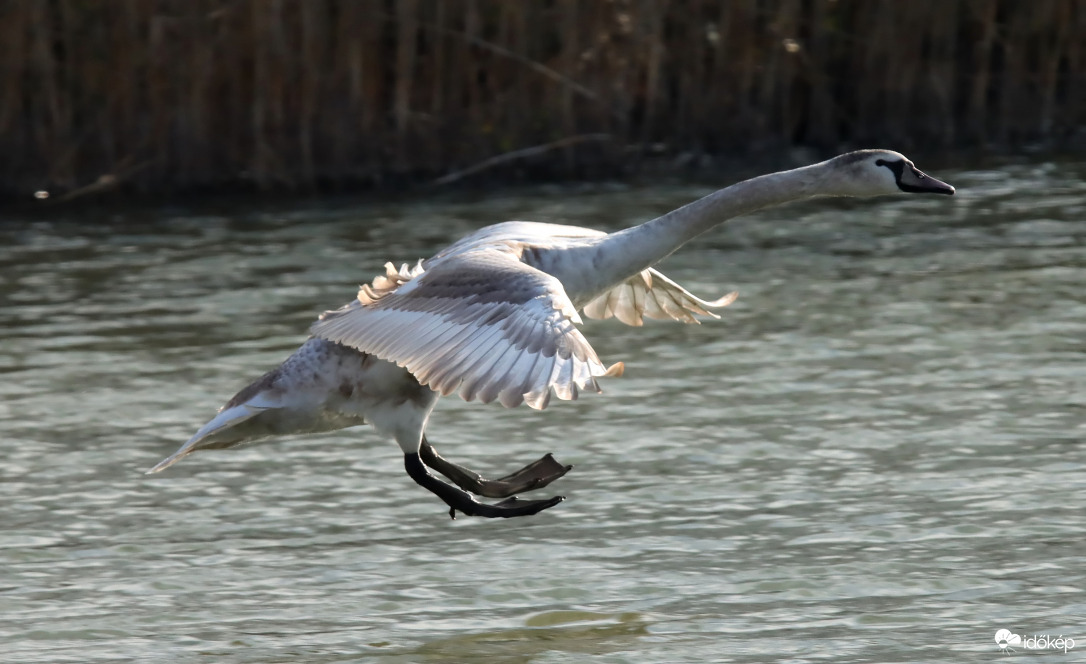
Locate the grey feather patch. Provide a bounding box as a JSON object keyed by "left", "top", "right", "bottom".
{"left": 311, "top": 248, "right": 620, "bottom": 410}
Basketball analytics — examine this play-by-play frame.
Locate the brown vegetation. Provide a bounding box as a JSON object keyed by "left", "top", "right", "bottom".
{"left": 0, "top": 0, "right": 1082, "bottom": 196}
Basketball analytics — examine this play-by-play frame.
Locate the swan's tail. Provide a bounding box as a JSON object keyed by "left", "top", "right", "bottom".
{"left": 147, "top": 338, "right": 376, "bottom": 474}
{"left": 147, "top": 404, "right": 264, "bottom": 473}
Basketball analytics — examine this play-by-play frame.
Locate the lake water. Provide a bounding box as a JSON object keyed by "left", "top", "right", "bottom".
{"left": 1, "top": 160, "right": 1084, "bottom": 662}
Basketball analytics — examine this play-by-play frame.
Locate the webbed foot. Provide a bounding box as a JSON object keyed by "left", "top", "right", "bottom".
{"left": 405, "top": 453, "right": 564, "bottom": 519}
{"left": 420, "top": 438, "right": 572, "bottom": 498}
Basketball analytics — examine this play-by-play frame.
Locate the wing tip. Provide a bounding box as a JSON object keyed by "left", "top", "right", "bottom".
{"left": 708, "top": 290, "right": 740, "bottom": 308}
{"left": 603, "top": 361, "right": 625, "bottom": 377}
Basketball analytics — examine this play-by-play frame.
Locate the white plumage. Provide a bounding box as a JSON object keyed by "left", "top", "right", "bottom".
{"left": 150, "top": 150, "right": 954, "bottom": 518}
{"left": 316, "top": 249, "right": 643, "bottom": 409}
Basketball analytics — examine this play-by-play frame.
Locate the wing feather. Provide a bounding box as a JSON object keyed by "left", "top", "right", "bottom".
{"left": 582, "top": 267, "right": 737, "bottom": 326}
{"left": 475, "top": 346, "right": 527, "bottom": 405}
{"left": 311, "top": 250, "right": 621, "bottom": 410}
{"left": 431, "top": 319, "right": 517, "bottom": 396}
{"left": 456, "top": 329, "right": 520, "bottom": 401}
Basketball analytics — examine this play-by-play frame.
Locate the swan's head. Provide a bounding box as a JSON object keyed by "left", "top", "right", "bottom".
{"left": 825, "top": 150, "right": 955, "bottom": 197}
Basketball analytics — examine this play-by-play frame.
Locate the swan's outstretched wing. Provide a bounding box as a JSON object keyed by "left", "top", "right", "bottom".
{"left": 582, "top": 268, "right": 737, "bottom": 326}
{"left": 310, "top": 249, "right": 623, "bottom": 410}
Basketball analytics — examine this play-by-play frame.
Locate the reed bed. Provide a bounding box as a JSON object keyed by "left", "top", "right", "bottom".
{"left": 0, "top": 0, "right": 1082, "bottom": 196}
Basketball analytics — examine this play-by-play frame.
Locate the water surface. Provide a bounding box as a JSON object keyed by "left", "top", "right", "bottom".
{"left": 1, "top": 161, "right": 1085, "bottom": 662}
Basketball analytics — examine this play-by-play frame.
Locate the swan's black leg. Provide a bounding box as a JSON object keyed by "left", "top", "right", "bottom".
{"left": 404, "top": 453, "right": 564, "bottom": 519}
{"left": 419, "top": 437, "right": 572, "bottom": 499}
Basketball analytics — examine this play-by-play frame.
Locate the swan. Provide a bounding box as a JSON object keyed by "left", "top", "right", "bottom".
{"left": 149, "top": 150, "right": 954, "bottom": 519}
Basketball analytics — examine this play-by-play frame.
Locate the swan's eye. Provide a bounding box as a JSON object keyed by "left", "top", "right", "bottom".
{"left": 875, "top": 159, "right": 887, "bottom": 167}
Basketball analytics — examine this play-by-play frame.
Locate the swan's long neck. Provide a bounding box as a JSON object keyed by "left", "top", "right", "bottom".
{"left": 551, "top": 161, "right": 828, "bottom": 303}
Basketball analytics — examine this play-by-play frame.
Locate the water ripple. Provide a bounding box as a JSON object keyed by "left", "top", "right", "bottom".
{"left": 2, "top": 164, "right": 1085, "bottom": 662}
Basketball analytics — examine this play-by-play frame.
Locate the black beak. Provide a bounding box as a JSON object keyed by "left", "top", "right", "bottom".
{"left": 900, "top": 166, "right": 955, "bottom": 195}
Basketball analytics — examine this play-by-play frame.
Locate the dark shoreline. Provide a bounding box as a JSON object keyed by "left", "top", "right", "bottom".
{"left": 3, "top": 1, "right": 1083, "bottom": 204}
{"left": 1, "top": 144, "right": 1076, "bottom": 219}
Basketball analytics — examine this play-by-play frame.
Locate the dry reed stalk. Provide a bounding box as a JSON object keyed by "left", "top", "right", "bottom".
{"left": 559, "top": 0, "right": 580, "bottom": 168}
{"left": 395, "top": 0, "right": 418, "bottom": 172}
{"left": 0, "top": 0, "right": 1081, "bottom": 197}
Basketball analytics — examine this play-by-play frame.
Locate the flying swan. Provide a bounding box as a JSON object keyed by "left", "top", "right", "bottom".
{"left": 150, "top": 150, "right": 954, "bottom": 518}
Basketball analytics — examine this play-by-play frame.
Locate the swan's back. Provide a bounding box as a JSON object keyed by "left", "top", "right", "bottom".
{"left": 430, "top": 221, "right": 604, "bottom": 264}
